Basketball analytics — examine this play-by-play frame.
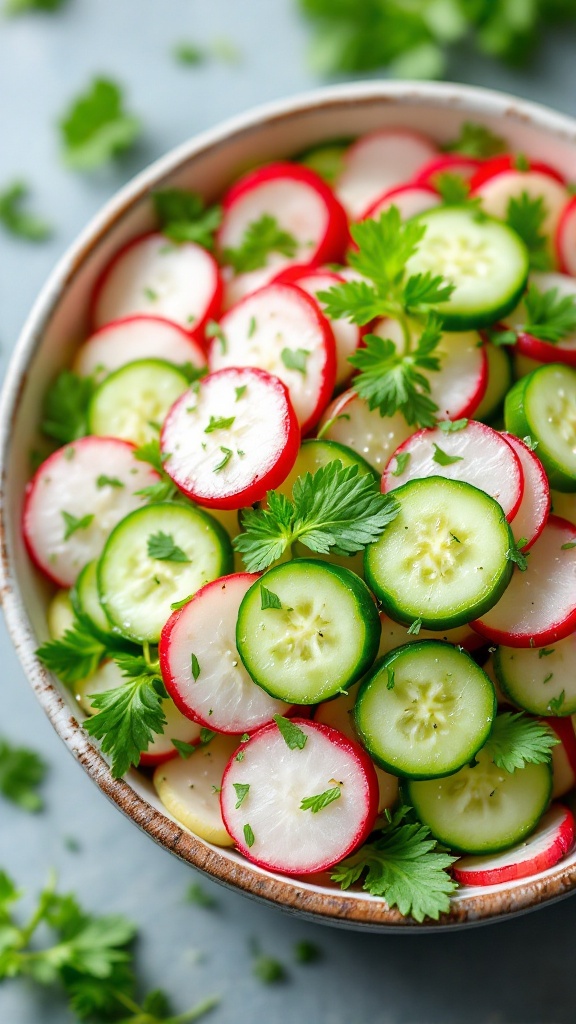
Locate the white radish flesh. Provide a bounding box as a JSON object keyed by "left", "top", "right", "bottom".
{"left": 220, "top": 719, "right": 378, "bottom": 873}
{"left": 92, "top": 233, "right": 222, "bottom": 333}
{"left": 501, "top": 433, "right": 550, "bottom": 550}
{"left": 160, "top": 574, "right": 290, "bottom": 734}
{"left": 473, "top": 171, "right": 569, "bottom": 249}
{"left": 74, "top": 316, "right": 206, "bottom": 381}
{"left": 557, "top": 196, "right": 576, "bottom": 275}
{"left": 318, "top": 390, "right": 413, "bottom": 473}
{"left": 209, "top": 283, "right": 336, "bottom": 432}
{"left": 472, "top": 516, "right": 576, "bottom": 647}
{"left": 153, "top": 734, "right": 240, "bottom": 845}
{"left": 382, "top": 421, "right": 524, "bottom": 521}
{"left": 161, "top": 366, "right": 299, "bottom": 509}
{"left": 361, "top": 183, "right": 440, "bottom": 222}
{"left": 23, "top": 438, "right": 160, "bottom": 587}
{"left": 336, "top": 130, "right": 437, "bottom": 218}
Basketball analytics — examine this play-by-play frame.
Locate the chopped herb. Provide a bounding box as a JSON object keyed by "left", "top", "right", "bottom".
{"left": 61, "top": 510, "right": 94, "bottom": 541}
{"left": 391, "top": 452, "right": 411, "bottom": 477}
{"left": 41, "top": 371, "right": 95, "bottom": 444}
{"left": 252, "top": 951, "right": 285, "bottom": 984}
{"left": 147, "top": 531, "right": 190, "bottom": 563}
{"left": 442, "top": 122, "right": 507, "bottom": 159}
{"left": 233, "top": 782, "right": 250, "bottom": 809}
{"left": 561, "top": 541, "right": 576, "bottom": 550}
{"left": 153, "top": 188, "right": 222, "bottom": 249}
{"left": 506, "top": 541, "right": 529, "bottom": 571}
{"left": 523, "top": 435, "right": 539, "bottom": 450}
{"left": 506, "top": 192, "right": 551, "bottom": 271}
{"left": 438, "top": 418, "right": 468, "bottom": 432}
{"left": 223, "top": 213, "right": 298, "bottom": 273}
{"left": 205, "top": 414, "right": 235, "bottom": 433}
{"left": 281, "top": 347, "right": 310, "bottom": 375}
{"left": 205, "top": 320, "right": 227, "bottom": 352}
{"left": 59, "top": 77, "right": 141, "bottom": 170}
{"left": 435, "top": 172, "right": 480, "bottom": 208}
{"left": 0, "top": 181, "right": 51, "bottom": 241}
{"left": 0, "top": 738, "right": 46, "bottom": 812}
{"left": 542, "top": 673, "right": 554, "bottom": 685}
{"left": 294, "top": 940, "right": 321, "bottom": 964}
{"left": 96, "top": 474, "right": 124, "bottom": 489}
{"left": 260, "top": 585, "right": 282, "bottom": 610}
{"left": 186, "top": 881, "right": 218, "bottom": 908}
{"left": 5, "top": 0, "right": 68, "bottom": 11}
{"left": 240, "top": 733, "right": 250, "bottom": 743}
{"left": 273, "top": 715, "right": 307, "bottom": 750}
{"left": 36, "top": 617, "right": 111, "bottom": 685}
{"left": 172, "top": 739, "right": 197, "bottom": 759}
{"left": 235, "top": 385, "right": 247, "bottom": 401}
{"left": 213, "top": 446, "right": 233, "bottom": 473}
{"left": 387, "top": 668, "right": 395, "bottom": 690}
{"left": 248, "top": 316, "right": 257, "bottom": 338}
{"left": 548, "top": 691, "right": 566, "bottom": 714}
{"left": 432, "top": 443, "right": 463, "bottom": 466}
{"left": 407, "top": 618, "right": 422, "bottom": 635}
{"left": 520, "top": 283, "right": 576, "bottom": 344}
{"left": 300, "top": 785, "right": 342, "bottom": 813}
{"left": 170, "top": 594, "right": 194, "bottom": 610}
{"left": 243, "top": 823, "right": 255, "bottom": 848}
{"left": 144, "top": 286, "right": 158, "bottom": 301}
{"left": 539, "top": 647, "right": 555, "bottom": 658}
{"left": 485, "top": 712, "right": 559, "bottom": 773}
{"left": 199, "top": 728, "right": 217, "bottom": 747}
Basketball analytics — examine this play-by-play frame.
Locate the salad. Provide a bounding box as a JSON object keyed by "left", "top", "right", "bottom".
{"left": 29, "top": 119, "right": 576, "bottom": 923}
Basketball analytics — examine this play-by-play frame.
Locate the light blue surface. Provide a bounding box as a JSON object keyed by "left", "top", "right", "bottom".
{"left": 2, "top": 3, "right": 576, "bottom": 1021}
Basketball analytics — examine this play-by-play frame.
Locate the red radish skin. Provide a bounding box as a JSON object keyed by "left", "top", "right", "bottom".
{"left": 556, "top": 196, "right": 576, "bottom": 276}
{"left": 209, "top": 283, "right": 336, "bottom": 433}
{"left": 453, "top": 805, "right": 575, "bottom": 887}
{"left": 413, "top": 154, "right": 481, "bottom": 187}
{"left": 546, "top": 717, "right": 576, "bottom": 798}
{"left": 271, "top": 265, "right": 361, "bottom": 388}
{"left": 472, "top": 516, "right": 576, "bottom": 648}
{"left": 161, "top": 366, "right": 300, "bottom": 509}
{"left": 74, "top": 315, "right": 206, "bottom": 380}
{"left": 23, "top": 437, "right": 160, "bottom": 587}
{"left": 318, "top": 389, "right": 413, "bottom": 474}
{"left": 470, "top": 155, "right": 566, "bottom": 190}
{"left": 90, "top": 232, "right": 223, "bottom": 336}
{"left": 220, "top": 719, "right": 379, "bottom": 874}
{"left": 159, "top": 573, "right": 291, "bottom": 734}
{"left": 218, "top": 162, "right": 349, "bottom": 269}
{"left": 359, "top": 182, "right": 440, "bottom": 223}
{"left": 501, "top": 433, "right": 550, "bottom": 550}
{"left": 371, "top": 319, "right": 488, "bottom": 421}
{"left": 139, "top": 699, "right": 203, "bottom": 766}
{"left": 382, "top": 421, "right": 524, "bottom": 522}
{"left": 335, "top": 129, "right": 437, "bottom": 218}
{"left": 503, "top": 273, "right": 576, "bottom": 368}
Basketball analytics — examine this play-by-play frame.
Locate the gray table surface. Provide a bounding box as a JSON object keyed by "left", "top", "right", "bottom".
{"left": 2, "top": 3, "right": 576, "bottom": 1022}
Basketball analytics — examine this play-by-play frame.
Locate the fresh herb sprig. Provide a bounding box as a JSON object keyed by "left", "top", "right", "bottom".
{"left": 490, "top": 282, "right": 576, "bottom": 348}
{"left": 506, "top": 192, "right": 551, "bottom": 271}
{"left": 153, "top": 189, "right": 222, "bottom": 250}
{"left": 234, "top": 460, "right": 398, "bottom": 572}
{"left": 133, "top": 438, "right": 179, "bottom": 502}
{"left": 59, "top": 77, "right": 141, "bottom": 171}
{"left": 222, "top": 213, "right": 298, "bottom": 273}
{"left": 331, "top": 806, "right": 457, "bottom": 923}
{"left": 0, "top": 738, "right": 47, "bottom": 811}
{"left": 442, "top": 122, "right": 507, "bottom": 159}
{"left": 484, "top": 712, "right": 559, "bottom": 773}
{"left": 41, "top": 371, "right": 96, "bottom": 444}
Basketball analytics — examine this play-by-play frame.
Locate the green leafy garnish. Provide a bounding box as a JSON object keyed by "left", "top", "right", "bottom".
{"left": 539, "top": 647, "right": 555, "bottom": 658}
{"left": 234, "top": 460, "right": 398, "bottom": 571}
{"left": 41, "top": 371, "right": 95, "bottom": 444}
{"left": 61, "top": 510, "right": 94, "bottom": 541}
{"left": 173, "top": 41, "right": 206, "bottom": 65}
{"left": 484, "top": 712, "right": 559, "bottom": 773}
{"left": 434, "top": 172, "right": 480, "bottom": 208}
{"left": 0, "top": 181, "right": 51, "bottom": 240}
{"left": 235, "top": 385, "right": 247, "bottom": 401}
{"left": 519, "top": 283, "right": 576, "bottom": 344}
{"left": 548, "top": 691, "right": 566, "bottom": 715}
{"left": 407, "top": 618, "right": 422, "bottom": 635}
{"left": 36, "top": 617, "right": 111, "bottom": 684}
{"left": 133, "top": 438, "right": 178, "bottom": 503}
{"left": 273, "top": 715, "right": 307, "bottom": 750}
{"left": 172, "top": 739, "right": 197, "bottom": 759}
{"left": 153, "top": 188, "right": 222, "bottom": 249}
{"left": 233, "top": 783, "right": 250, "bottom": 809}
{"left": 391, "top": 452, "right": 410, "bottom": 476}
{"left": 191, "top": 653, "right": 201, "bottom": 681}
{"left": 213, "top": 447, "right": 233, "bottom": 473}
{"left": 147, "top": 531, "right": 190, "bottom": 563}
{"left": 281, "top": 348, "right": 310, "bottom": 375}
{"left": 387, "top": 668, "right": 395, "bottom": 691}
{"left": 506, "top": 192, "right": 551, "bottom": 271}
{"left": 331, "top": 806, "right": 457, "bottom": 923}
{"left": 294, "top": 940, "right": 321, "bottom": 963}
{"left": 300, "top": 785, "right": 341, "bottom": 813}
{"left": 442, "top": 122, "right": 507, "bottom": 159}
{"left": 438, "top": 418, "right": 468, "bottom": 432}
{"left": 243, "top": 823, "right": 255, "bottom": 848}
{"left": 59, "top": 77, "right": 141, "bottom": 170}
{"left": 222, "top": 213, "right": 298, "bottom": 273}
{"left": 506, "top": 539, "right": 529, "bottom": 572}
{"left": 186, "top": 881, "right": 218, "bottom": 908}
{"left": 432, "top": 444, "right": 463, "bottom": 467}
{"left": 205, "top": 414, "right": 235, "bottom": 433}
{"left": 260, "top": 585, "right": 282, "bottom": 610}
{"left": 252, "top": 949, "right": 285, "bottom": 984}
{"left": 96, "top": 474, "right": 124, "bottom": 489}
{"left": 562, "top": 541, "right": 576, "bottom": 550}
{"left": 0, "top": 738, "right": 46, "bottom": 811}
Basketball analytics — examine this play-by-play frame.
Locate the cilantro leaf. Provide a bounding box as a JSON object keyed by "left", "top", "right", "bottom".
{"left": 484, "top": 712, "right": 559, "bottom": 773}
{"left": 442, "top": 122, "right": 507, "bottom": 158}
{"left": 59, "top": 78, "right": 141, "bottom": 171}
{"left": 260, "top": 585, "right": 282, "bottom": 610}
{"left": 0, "top": 738, "right": 46, "bottom": 812}
{"left": 222, "top": 213, "right": 298, "bottom": 273}
{"left": 273, "top": 715, "right": 307, "bottom": 750}
{"left": 41, "top": 371, "right": 95, "bottom": 444}
{"left": 519, "top": 282, "right": 576, "bottom": 343}
{"left": 84, "top": 654, "right": 168, "bottom": 777}
{"left": 61, "top": 510, "right": 94, "bottom": 540}
{"left": 316, "top": 278, "right": 388, "bottom": 324}
{"left": 432, "top": 444, "right": 463, "bottom": 467}
{"left": 153, "top": 188, "right": 222, "bottom": 249}
{"left": 147, "top": 531, "right": 190, "bottom": 563}
{"left": 132, "top": 439, "right": 178, "bottom": 501}
{"left": 331, "top": 806, "right": 457, "bottom": 922}
{"left": 0, "top": 181, "right": 51, "bottom": 241}
{"left": 36, "top": 618, "right": 109, "bottom": 685}
{"left": 506, "top": 192, "right": 551, "bottom": 271}
{"left": 300, "top": 785, "right": 341, "bottom": 812}
{"left": 403, "top": 270, "right": 455, "bottom": 312}
{"left": 235, "top": 460, "right": 398, "bottom": 571}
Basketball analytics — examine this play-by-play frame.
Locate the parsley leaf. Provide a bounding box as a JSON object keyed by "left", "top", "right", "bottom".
{"left": 548, "top": 691, "right": 566, "bottom": 715}
{"left": 331, "top": 806, "right": 457, "bottom": 922}
{"left": 59, "top": 77, "right": 141, "bottom": 170}
{"left": 484, "top": 712, "right": 559, "bottom": 773}
{"left": 300, "top": 785, "right": 341, "bottom": 812}
{"left": 84, "top": 653, "right": 168, "bottom": 777}
{"left": 222, "top": 213, "right": 298, "bottom": 273}
{"left": 0, "top": 181, "right": 51, "bottom": 241}
{"left": 36, "top": 617, "right": 110, "bottom": 684}
{"left": 432, "top": 443, "right": 463, "bottom": 467}
{"left": 61, "top": 510, "right": 94, "bottom": 540}
{"left": 434, "top": 172, "right": 481, "bottom": 209}
{"left": 41, "top": 371, "right": 95, "bottom": 444}
{"left": 520, "top": 282, "right": 576, "bottom": 343}
{"left": 281, "top": 347, "right": 310, "bottom": 375}
{"left": 0, "top": 738, "right": 46, "bottom": 811}
{"left": 235, "top": 460, "right": 399, "bottom": 571}
{"left": 442, "top": 122, "right": 507, "bottom": 159}
{"left": 205, "top": 414, "right": 235, "bottom": 433}
{"left": 506, "top": 540, "right": 529, "bottom": 571}
{"left": 191, "top": 653, "right": 201, "bottom": 681}
{"left": 391, "top": 452, "right": 410, "bottom": 476}
{"left": 147, "top": 531, "right": 190, "bottom": 563}
{"left": 506, "top": 192, "right": 551, "bottom": 271}
{"left": 243, "top": 823, "right": 255, "bottom": 848}
{"left": 438, "top": 417, "right": 468, "bottom": 432}
{"left": 96, "top": 474, "right": 124, "bottom": 489}
{"left": 153, "top": 188, "right": 222, "bottom": 249}
{"left": 233, "top": 782, "right": 250, "bottom": 808}
{"left": 273, "top": 715, "right": 307, "bottom": 750}
{"left": 260, "top": 585, "right": 282, "bottom": 610}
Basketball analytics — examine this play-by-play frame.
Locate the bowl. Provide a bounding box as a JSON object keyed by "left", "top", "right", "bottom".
{"left": 3, "top": 80, "right": 576, "bottom": 931}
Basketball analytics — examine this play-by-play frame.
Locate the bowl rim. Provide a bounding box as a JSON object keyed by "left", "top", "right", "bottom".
{"left": 3, "top": 79, "right": 576, "bottom": 931}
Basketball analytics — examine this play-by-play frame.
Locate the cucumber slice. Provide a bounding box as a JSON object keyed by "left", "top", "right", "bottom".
{"left": 87, "top": 358, "right": 189, "bottom": 447}
{"left": 236, "top": 559, "right": 381, "bottom": 704}
{"left": 355, "top": 642, "right": 496, "bottom": 778}
{"left": 71, "top": 560, "right": 122, "bottom": 642}
{"left": 405, "top": 207, "right": 529, "bottom": 330}
{"left": 405, "top": 753, "right": 552, "bottom": 854}
{"left": 495, "top": 634, "right": 576, "bottom": 717}
{"left": 98, "top": 502, "right": 233, "bottom": 643}
{"left": 365, "top": 477, "right": 514, "bottom": 629}
{"left": 47, "top": 589, "right": 75, "bottom": 640}
{"left": 505, "top": 363, "right": 576, "bottom": 492}
{"left": 275, "top": 438, "right": 378, "bottom": 497}
{"left": 475, "top": 343, "right": 513, "bottom": 423}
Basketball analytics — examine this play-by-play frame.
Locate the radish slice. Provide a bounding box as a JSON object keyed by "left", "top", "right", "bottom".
{"left": 371, "top": 319, "right": 487, "bottom": 420}
{"left": 549, "top": 717, "right": 576, "bottom": 797}
{"left": 222, "top": 264, "right": 279, "bottom": 311}
{"left": 377, "top": 612, "right": 483, "bottom": 656}
{"left": 209, "top": 283, "right": 336, "bottom": 432}
{"left": 453, "top": 804, "right": 575, "bottom": 886}
{"left": 470, "top": 155, "right": 566, "bottom": 190}
{"left": 220, "top": 719, "right": 379, "bottom": 874}
{"left": 335, "top": 130, "right": 437, "bottom": 218}
{"left": 153, "top": 733, "right": 240, "bottom": 845}
{"left": 73, "top": 316, "right": 206, "bottom": 381}
{"left": 217, "top": 162, "right": 349, "bottom": 268}
{"left": 359, "top": 182, "right": 440, "bottom": 223}
{"left": 271, "top": 265, "right": 360, "bottom": 388}
{"left": 91, "top": 232, "right": 222, "bottom": 334}
{"left": 160, "top": 573, "right": 291, "bottom": 734}
{"left": 382, "top": 421, "right": 524, "bottom": 522}
{"left": 23, "top": 437, "right": 160, "bottom": 587}
{"left": 472, "top": 516, "right": 576, "bottom": 647}
{"left": 313, "top": 690, "right": 399, "bottom": 814}
{"left": 501, "top": 433, "right": 550, "bottom": 550}
{"left": 161, "top": 366, "right": 299, "bottom": 509}
{"left": 318, "top": 389, "right": 413, "bottom": 473}
{"left": 471, "top": 168, "right": 569, "bottom": 247}
{"left": 556, "top": 195, "right": 576, "bottom": 275}
{"left": 414, "top": 154, "right": 481, "bottom": 187}
{"left": 503, "top": 272, "right": 576, "bottom": 367}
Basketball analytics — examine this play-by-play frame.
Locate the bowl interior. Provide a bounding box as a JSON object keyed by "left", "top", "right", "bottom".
{"left": 4, "top": 81, "right": 576, "bottom": 930}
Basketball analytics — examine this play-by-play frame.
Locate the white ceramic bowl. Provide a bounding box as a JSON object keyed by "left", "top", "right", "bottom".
{"left": 3, "top": 81, "right": 576, "bottom": 931}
